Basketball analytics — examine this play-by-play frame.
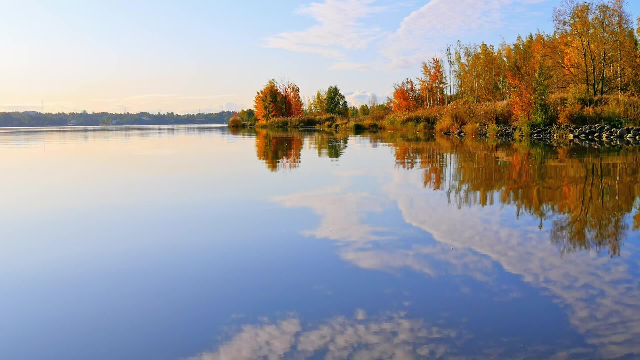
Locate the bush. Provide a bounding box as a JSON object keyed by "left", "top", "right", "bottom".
{"left": 228, "top": 116, "right": 243, "bottom": 128}
{"left": 256, "top": 115, "right": 338, "bottom": 128}
{"left": 462, "top": 123, "right": 481, "bottom": 137}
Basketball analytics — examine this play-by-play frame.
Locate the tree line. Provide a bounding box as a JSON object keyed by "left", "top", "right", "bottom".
{"left": 241, "top": 0, "right": 640, "bottom": 130}
{"left": 392, "top": 0, "right": 640, "bottom": 126}
{"left": 0, "top": 111, "right": 235, "bottom": 127}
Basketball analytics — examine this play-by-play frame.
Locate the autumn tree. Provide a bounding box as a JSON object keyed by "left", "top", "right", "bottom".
{"left": 553, "top": 0, "right": 638, "bottom": 97}
{"left": 255, "top": 80, "right": 305, "bottom": 122}
{"left": 504, "top": 33, "right": 554, "bottom": 125}
{"left": 455, "top": 42, "right": 508, "bottom": 103}
{"left": 419, "top": 58, "right": 447, "bottom": 107}
{"left": 227, "top": 113, "right": 243, "bottom": 128}
{"left": 255, "top": 80, "right": 285, "bottom": 122}
{"left": 308, "top": 91, "right": 327, "bottom": 115}
{"left": 391, "top": 78, "right": 420, "bottom": 113}
{"left": 280, "top": 82, "right": 304, "bottom": 117}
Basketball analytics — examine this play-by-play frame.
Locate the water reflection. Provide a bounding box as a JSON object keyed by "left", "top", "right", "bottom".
{"left": 189, "top": 309, "right": 596, "bottom": 360}
{"left": 254, "top": 130, "right": 640, "bottom": 257}
{"left": 5, "top": 126, "right": 640, "bottom": 359}
{"left": 189, "top": 311, "right": 464, "bottom": 360}
{"left": 249, "top": 130, "right": 640, "bottom": 358}
{"left": 253, "top": 130, "right": 350, "bottom": 171}
{"left": 0, "top": 124, "right": 228, "bottom": 148}
{"left": 385, "top": 176, "right": 640, "bottom": 358}
{"left": 255, "top": 130, "right": 304, "bottom": 172}
{"left": 391, "top": 136, "right": 640, "bottom": 257}
{"left": 311, "top": 132, "right": 349, "bottom": 159}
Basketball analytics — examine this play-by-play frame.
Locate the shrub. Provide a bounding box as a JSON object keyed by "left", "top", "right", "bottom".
{"left": 462, "top": 123, "right": 481, "bottom": 137}
{"left": 228, "top": 116, "right": 243, "bottom": 128}
{"left": 435, "top": 117, "right": 457, "bottom": 134}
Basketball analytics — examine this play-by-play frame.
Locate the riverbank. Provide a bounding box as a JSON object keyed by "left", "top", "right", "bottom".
{"left": 440, "top": 123, "right": 640, "bottom": 147}
{"left": 235, "top": 95, "right": 640, "bottom": 145}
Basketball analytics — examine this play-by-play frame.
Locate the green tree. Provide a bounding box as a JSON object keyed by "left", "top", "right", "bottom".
{"left": 325, "top": 85, "right": 348, "bottom": 116}
{"left": 239, "top": 109, "right": 256, "bottom": 124}
{"left": 358, "top": 104, "right": 370, "bottom": 116}
{"left": 349, "top": 106, "right": 359, "bottom": 118}
{"left": 310, "top": 91, "right": 327, "bottom": 115}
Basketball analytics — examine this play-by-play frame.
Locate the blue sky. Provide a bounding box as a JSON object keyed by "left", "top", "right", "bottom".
{"left": 2, "top": 0, "right": 640, "bottom": 114}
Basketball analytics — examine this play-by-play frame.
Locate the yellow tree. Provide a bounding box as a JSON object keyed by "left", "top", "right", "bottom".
{"left": 553, "top": 0, "right": 637, "bottom": 97}
{"left": 419, "top": 58, "right": 447, "bottom": 107}
{"left": 455, "top": 42, "right": 507, "bottom": 103}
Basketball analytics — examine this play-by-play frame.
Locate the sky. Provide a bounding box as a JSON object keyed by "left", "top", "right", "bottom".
{"left": 2, "top": 0, "right": 640, "bottom": 114}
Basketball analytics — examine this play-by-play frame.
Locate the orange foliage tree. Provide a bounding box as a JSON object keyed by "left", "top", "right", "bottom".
{"left": 280, "top": 82, "right": 304, "bottom": 117}
{"left": 504, "top": 33, "right": 553, "bottom": 123}
{"left": 419, "top": 58, "right": 447, "bottom": 107}
{"left": 391, "top": 79, "right": 419, "bottom": 113}
{"left": 255, "top": 80, "right": 284, "bottom": 122}
{"left": 255, "top": 80, "right": 305, "bottom": 122}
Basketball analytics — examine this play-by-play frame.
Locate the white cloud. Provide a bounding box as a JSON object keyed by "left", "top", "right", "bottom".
{"left": 344, "top": 90, "right": 378, "bottom": 107}
{"left": 330, "top": 61, "right": 377, "bottom": 71}
{"left": 264, "top": 0, "right": 386, "bottom": 58}
{"left": 382, "top": 0, "right": 550, "bottom": 68}
{"left": 264, "top": 0, "right": 550, "bottom": 70}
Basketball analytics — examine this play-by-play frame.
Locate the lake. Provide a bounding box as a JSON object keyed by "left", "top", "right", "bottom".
{"left": 1, "top": 125, "right": 640, "bottom": 360}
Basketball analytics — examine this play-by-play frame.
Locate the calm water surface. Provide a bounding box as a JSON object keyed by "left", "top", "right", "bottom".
{"left": 1, "top": 125, "right": 640, "bottom": 359}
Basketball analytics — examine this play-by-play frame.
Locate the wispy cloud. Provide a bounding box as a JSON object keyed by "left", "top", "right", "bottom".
{"left": 264, "top": 0, "right": 387, "bottom": 58}
{"left": 265, "top": 0, "right": 550, "bottom": 70}
{"left": 382, "top": 0, "right": 550, "bottom": 68}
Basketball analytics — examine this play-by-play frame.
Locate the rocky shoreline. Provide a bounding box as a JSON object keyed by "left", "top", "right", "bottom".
{"left": 445, "top": 124, "right": 640, "bottom": 146}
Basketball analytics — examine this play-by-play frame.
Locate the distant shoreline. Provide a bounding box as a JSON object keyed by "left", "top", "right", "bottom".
{"left": 0, "top": 110, "right": 235, "bottom": 127}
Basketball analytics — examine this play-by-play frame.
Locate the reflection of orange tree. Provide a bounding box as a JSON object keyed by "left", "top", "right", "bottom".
{"left": 255, "top": 130, "right": 304, "bottom": 172}
{"left": 388, "top": 134, "right": 640, "bottom": 256}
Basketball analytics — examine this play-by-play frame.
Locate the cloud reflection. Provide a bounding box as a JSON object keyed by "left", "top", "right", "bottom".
{"left": 188, "top": 308, "right": 601, "bottom": 360}
{"left": 385, "top": 171, "right": 640, "bottom": 359}
{"left": 273, "top": 186, "right": 392, "bottom": 245}
{"left": 271, "top": 165, "right": 640, "bottom": 358}
{"left": 188, "top": 311, "right": 462, "bottom": 360}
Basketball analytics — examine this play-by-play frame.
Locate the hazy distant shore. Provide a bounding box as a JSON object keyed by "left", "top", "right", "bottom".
{"left": 0, "top": 111, "right": 235, "bottom": 127}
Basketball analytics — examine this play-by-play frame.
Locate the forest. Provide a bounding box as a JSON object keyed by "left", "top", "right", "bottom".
{"left": 236, "top": 0, "right": 640, "bottom": 134}
{"left": 0, "top": 110, "right": 234, "bottom": 127}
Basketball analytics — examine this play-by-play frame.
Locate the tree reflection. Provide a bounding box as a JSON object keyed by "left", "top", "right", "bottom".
{"left": 254, "top": 130, "right": 349, "bottom": 171}
{"left": 255, "top": 130, "right": 303, "bottom": 172}
{"left": 250, "top": 129, "right": 639, "bottom": 256}
{"left": 389, "top": 135, "right": 640, "bottom": 257}
{"left": 311, "top": 132, "right": 348, "bottom": 159}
